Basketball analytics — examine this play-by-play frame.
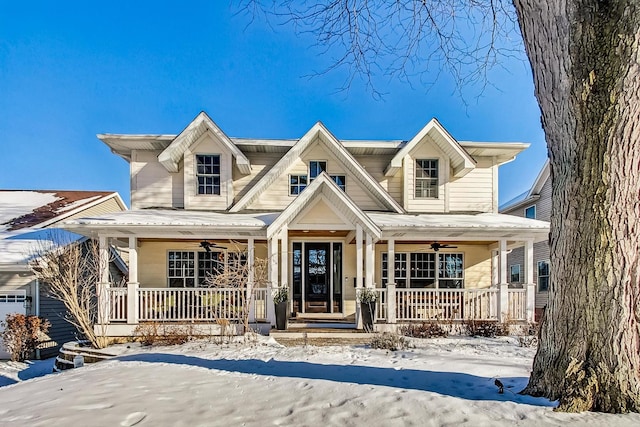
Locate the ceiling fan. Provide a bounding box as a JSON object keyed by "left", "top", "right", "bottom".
{"left": 430, "top": 242, "right": 458, "bottom": 252}
{"left": 199, "top": 241, "right": 226, "bottom": 252}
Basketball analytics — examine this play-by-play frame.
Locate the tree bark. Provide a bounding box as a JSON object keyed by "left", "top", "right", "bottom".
{"left": 514, "top": 0, "right": 640, "bottom": 412}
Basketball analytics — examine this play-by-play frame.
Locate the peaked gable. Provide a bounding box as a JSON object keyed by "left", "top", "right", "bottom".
{"left": 267, "top": 173, "right": 381, "bottom": 239}
{"left": 231, "top": 122, "right": 404, "bottom": 213}
{"left": 385, "top": 118, "right": 476, "bottom": 178}
{"left": 157, "top": 112, "right": 251, "bottom": 174}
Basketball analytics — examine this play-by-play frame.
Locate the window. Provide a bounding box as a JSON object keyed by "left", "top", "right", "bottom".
{"left": 525, "top": 205, "right": 536, "bottom": 219}
{"left": 510, "top": 264, "right": 521, "bottom": 283}
{"left": 168, "top": 251, "right": 196, "bottom": 287}
{"left": 438, "top": 253, "right": 464, "bottom": 288}
{"left": 196, "top": 155, "right": 221, "bottom": 195}
{"left": 382, "top": 251, "right": 464, "bottom": 289}
{"left": 381, "top": 253, "right": 407, "bottom": 287}
{"left": 289, "top": 175, "right": 308, "bottom": 195}
{"left": 410, "top": 252, "right": 436, "bottom": 288}
{"left": 415, "top": 159, "right": 439, "bottom": 198}
{"left": 538, "top": 260, "right": 550, "bottom": 292}
{"left": 330, "top": 175, "right": 346, "bottom": 191}
{"left": 309, "top": 161, "right": 327, "bottom": 181}
{"left": 197, "top": 251, "right": 225, "bottom": 286}
{"left": 168, "top": 250, "right": 244, "bottom": 287}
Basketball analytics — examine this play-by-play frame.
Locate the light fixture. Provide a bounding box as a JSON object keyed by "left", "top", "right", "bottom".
{"left": 302, "top": 230, "right": 309, "bottom": 233}
{"left": 329, "top": 230, "right": 336, "bottom": 233}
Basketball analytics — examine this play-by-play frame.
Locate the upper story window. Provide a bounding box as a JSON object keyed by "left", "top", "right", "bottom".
{"left": 290, "top": 175, "right": 308, "bottom": 195}
{"left": 309, "top": 161, "right": 327, "bottom": 181}
{"left": 415, "top": 159, "right": 439, "bottom": 198}
{"left": 196, "top": 155, "right": 221, "bottom": 195}
{"left": 330, "top": 175, "right": 346, "bottom": 191}
{"left": 525, "top": 205, "right": 536, "bottom": 219}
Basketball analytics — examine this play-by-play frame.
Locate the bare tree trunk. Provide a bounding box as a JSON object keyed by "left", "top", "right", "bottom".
{"left": 514, "top": 0, "right": 640, "bottom": 412}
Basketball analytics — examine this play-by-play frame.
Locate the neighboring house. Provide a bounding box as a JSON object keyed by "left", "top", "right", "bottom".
{"left": 62, "top": 112, "right": 549, "bottom": 336}
{"left": 499, "top": 161, "right": 551, "bottom": 321}
{"left": 0, "top": 190, "right": 127, "bottom": 358}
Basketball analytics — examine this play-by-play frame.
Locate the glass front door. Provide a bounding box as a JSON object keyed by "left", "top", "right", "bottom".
{"left": 292, "top": 242, "right": 343, "bottom": 314}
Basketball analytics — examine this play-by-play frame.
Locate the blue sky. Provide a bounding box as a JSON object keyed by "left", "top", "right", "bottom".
{"left": 0, "top": 1, "right": 547, "bottom": 208}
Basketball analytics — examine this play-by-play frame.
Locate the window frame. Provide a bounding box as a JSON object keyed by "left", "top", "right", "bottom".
{"left": 382, "top": 251, "right": 463, "bottom": 289}
{"left": 289, "top": 174, "right": 308, "bottom": 196}
{"left": 415, "top": 159, "right": 439, "bottom": 199}
{"left": 537, "top": 260, "right": 550, "bottom": 292}
{"left": 168, "top": 249, "right": 244, "bottom": 287}
{"left": 381, "top": 252, "right": 407, "bottom": 287}
{"left": 309, "top": 160, "right": 327, "bottom": 181}
{"left": 195, "top": 154, "right": 221, "bottom": 196}
{"left": 525, "top": 205, "right": 537, "bottom": 219}
{"left": 330, "top": 174, "right": 346, "bottom": 191}
{"left": 167, "top": 251, "right": 196, "bottom": 288}
{"left": 510, "top": 264, "right": 521, "bottom": 283}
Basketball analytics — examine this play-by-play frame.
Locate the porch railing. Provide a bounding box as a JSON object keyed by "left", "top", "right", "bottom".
{"left": 507, "top": 289, "right": 527, "bottom": 321}
{"left": 393, "top": 288, "right": 499, "bottom": 321}
{"left": 107, "top": 287, "right": 268, "bottom": 323}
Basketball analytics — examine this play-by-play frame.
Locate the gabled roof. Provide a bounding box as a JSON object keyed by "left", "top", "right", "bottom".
{"left": 231, "top": 121, "right": 404, "bottom": 213}
{"left": 0, "top": 190, "right": 126, "bottom": 231}
{"left": 157, "top": 112, "right": 251, "bottom": 174}
{"left": 385, "top": 118, "right": 476, "bottom": 177}
{"left": 499, "top": 160, "right": 550, "bottom": 212}
{"left": 267, "top": 173, "right": 381, "bottom": 239}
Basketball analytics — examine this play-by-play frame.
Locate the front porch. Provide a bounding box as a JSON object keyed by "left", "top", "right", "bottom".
{"left": 97, "top": 283, "right": 533, "bottom": 336}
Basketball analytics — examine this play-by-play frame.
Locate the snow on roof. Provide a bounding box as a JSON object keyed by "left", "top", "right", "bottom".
{"left": 0, "top": 229, "right": 84, "bottom": 265}
{"left": 62, "top": 209, "right": 280, "bottom": 228}
{"left": 367, "top": 212, "right": 549, "bottom": 230}
{"left": 0, "top": 190, "right": 116, "bottom": 231}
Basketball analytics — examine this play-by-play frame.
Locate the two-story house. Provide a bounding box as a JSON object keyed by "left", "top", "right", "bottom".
{"left": 62, "top": 112, "right": 549, "bottom": 336}
{"left": 500, "top": 161, "right": 551, "bottom": 321}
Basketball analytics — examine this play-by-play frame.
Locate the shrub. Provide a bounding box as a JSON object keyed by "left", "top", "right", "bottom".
{"left": 357, "top": 287, "right": 377, "bottom": 303}
{"left": 401, "top": 322, "right": 448, "bottom": 338}
{"left": 464, "top": 319, "right": 510, "bottom": 338}
{"left": 370, "top": 332, "right": 408, "bottom": 351}
{"left": 1, "top": 314, "right": 51, "bottom": 362}
{"left": 273, "top": 286, "right": 289, "bottom": 304}
{"left": 134, "top": 322, "right": 194, "bottom": 346}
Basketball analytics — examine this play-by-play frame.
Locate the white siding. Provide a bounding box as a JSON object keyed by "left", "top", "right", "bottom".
{"left": 404, "top": 144, "right": 447, "bottom": 212}
{"left": 448, "top": 157, "right": 495, "bottom": 213}
{"left": 131, "top": 150, "right": 183, "bottom": 209}
{"left": 355, "top": 155, "right": 402, "bottom": 206}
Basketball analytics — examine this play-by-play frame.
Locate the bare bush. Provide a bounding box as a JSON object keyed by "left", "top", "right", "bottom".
{"left": 400, "top": 322, "right": 448, "bottom": 339}
{"left": 1, "top": 314, "right": 51, "bottom": 361}
{"left": 463, "top": 319, "right": 510, "bottom": 338}
{"left": 370, "top": 332, "right": 408, "bottom": 351}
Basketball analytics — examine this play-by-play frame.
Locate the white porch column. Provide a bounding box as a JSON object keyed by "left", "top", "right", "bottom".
{"left": 266, "top": 236, "right": 278, "bottom": 326}
{"left": 498, "top": 239, "right": 509, "bottom": 322}
{"left": 356, "top": 224, "right": 363, "bottom": 329}
{"left": 280, "top": 228, "right": 289, "bottom": 314}
{"left": 491, "top": 250, "right": 499, "bottom": 286}
{"left": 386, "top": 283, "right": 396, "bottom": 324}
{"left": 127, "top": 237, "right": 139, "bottom": 325}
{"left": 387, "top": 238, "right": 396, "bottom": 324}
{"left": 365, "top": 233, "right": 374, "bottom": 289}
{"left": 247, "top": 238, "right": 255, "bottom": 323}
{"left": 524, "top": 239, "right": 536, "bottom": 322}
{"left": 97, "top": 236, "right": 110, "bottom": 325}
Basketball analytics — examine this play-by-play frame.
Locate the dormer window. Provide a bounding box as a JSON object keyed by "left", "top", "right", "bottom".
{"left": 309, "top": 161, "right": 327, "bottom": 181}
{"left": 415, "top": 159, "right": 439, "bottom": 198}
{"left": 196, "top": 155, "right": 221, "bottom": 195}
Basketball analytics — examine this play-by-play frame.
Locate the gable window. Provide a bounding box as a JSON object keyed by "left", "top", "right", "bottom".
{"left": 196, "top": 155, "right": 221, "bottom": 195}
{"left": 309, "top": 161, "right": 327, "bottom": 181}
{"left": 290, "top": 175, "right": 308, "bottom": 195}
{"left": 415, "top": 159, "right": 439, "bottom": 198}
{"left": 510, "top": 264, "right": 521, "bottom": 283}
{"left": 538, "top": 260, "right": 550, "bottom": 292}
{"left": 525, "top": 205, "right": 536, "bottom": 219}
{"left": 330, "top": 175, "right": 346, "bottom": 191}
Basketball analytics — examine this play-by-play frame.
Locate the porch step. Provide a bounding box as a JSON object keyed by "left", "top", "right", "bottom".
{"left": 287, "top": 322, "right": 357, "bottom": 329}
{"left": 270, "top": 329, "right": 375, "bottom": 346}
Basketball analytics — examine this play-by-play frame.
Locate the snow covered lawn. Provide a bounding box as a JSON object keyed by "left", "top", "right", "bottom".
{"left": 1, "top": 336, "right": 639, "bottom": 426}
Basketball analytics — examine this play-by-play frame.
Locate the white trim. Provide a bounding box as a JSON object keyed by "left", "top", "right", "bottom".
{"left": 35, "top": 192, "right": 127, "bottom": 229}
{"left": 231, "top": 121, "right": 403, "bottom": 213}
{"left": 157, "top": 112, "right": 250, "bottom": 174}
{"left": 385, "top": 118, "right": 475, "bottom": 178}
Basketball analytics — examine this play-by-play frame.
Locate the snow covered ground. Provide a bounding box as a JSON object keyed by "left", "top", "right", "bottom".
{"left": 1, "top": 336, "right": 639, "bottom": 426}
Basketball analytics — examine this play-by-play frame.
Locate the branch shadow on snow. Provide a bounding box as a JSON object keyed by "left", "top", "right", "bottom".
{"left": 116, "top": 352, "right": 554, "bottom": 407}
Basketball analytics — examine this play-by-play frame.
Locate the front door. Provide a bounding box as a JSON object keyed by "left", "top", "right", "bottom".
{"left": 305, "top": 243, "right": 331, "bottom": 313}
